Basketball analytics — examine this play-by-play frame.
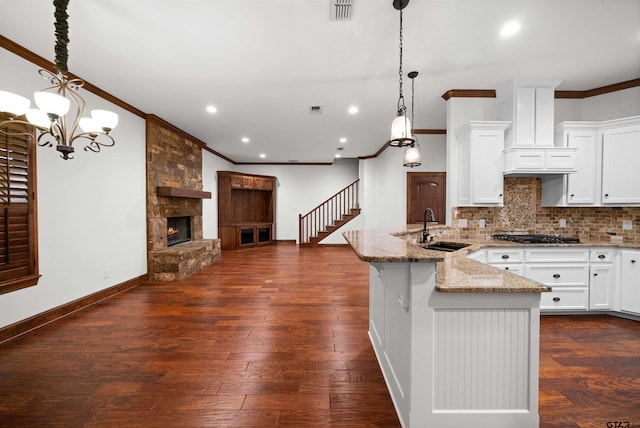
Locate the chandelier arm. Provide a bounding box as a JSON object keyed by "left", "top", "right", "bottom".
{"left": 63, "top": 82, "right": 87, "bottom": 147}
{"left": 36, "top": 131, "right": 54, "bottom": 147}
{"left": 78, "top": 133, "right": 116, "bottom": 153}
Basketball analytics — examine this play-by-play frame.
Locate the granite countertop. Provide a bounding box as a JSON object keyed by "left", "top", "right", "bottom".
{"left": 342, "top": 226, "right": 639, "bottom": 294}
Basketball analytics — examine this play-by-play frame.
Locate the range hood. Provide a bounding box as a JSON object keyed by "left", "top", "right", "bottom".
{"left": 497, "top": 79, "right": 577, "bottom": 176}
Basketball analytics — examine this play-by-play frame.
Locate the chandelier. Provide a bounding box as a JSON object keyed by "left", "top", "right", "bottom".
{"left": 403, "top": 71, "right": 421, "bottom": 168}
{"left": 0, "top": 0, "right": 118, "bottom": 160}
{"left": 388, "top": 0, "right": 415, "bottom": 147}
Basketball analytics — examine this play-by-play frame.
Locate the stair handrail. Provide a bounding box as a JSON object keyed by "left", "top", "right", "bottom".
{"left": 299, "top": 179, "right": 360, "bottom": 244}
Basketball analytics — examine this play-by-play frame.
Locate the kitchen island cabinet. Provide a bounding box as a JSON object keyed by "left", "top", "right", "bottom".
{"left": 344, "top": 227, "right": 547, "bottom": 428}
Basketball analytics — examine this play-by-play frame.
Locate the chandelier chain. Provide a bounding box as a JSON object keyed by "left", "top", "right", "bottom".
{"left": 53, "top": 0, "right": 70, "bottom": 74}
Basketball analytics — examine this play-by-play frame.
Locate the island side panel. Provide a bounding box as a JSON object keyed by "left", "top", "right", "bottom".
{"left": 368, "top": 260, "right": 541, "bottom": 428}
{"left": 369, "top": 261, "right": 437, "bottom": 428}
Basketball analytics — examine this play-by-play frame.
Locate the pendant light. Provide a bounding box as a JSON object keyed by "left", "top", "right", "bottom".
{"left": 403, "top": 71, "right": 421, "bottom": 167}
{"left": 388, "top": 0, "right": 415, "bottom": 147}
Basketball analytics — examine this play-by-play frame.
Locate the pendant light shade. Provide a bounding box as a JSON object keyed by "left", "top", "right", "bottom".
{"left": 390, "top": 114, "right": 413, "bottom": 145}
{"left": 403, "top": 143, "right": 421, "bottom": 167}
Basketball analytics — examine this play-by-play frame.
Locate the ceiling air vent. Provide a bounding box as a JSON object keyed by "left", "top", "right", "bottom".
{"left": 310, "top": 105, "right": 322, "bottom": 114}
{"left": 330, "top": 0, "right": 353, "bottom": 21}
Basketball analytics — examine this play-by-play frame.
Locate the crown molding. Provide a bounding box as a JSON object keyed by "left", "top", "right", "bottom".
{"left": 442, "top": 78, "right": 640, "bottom": 100}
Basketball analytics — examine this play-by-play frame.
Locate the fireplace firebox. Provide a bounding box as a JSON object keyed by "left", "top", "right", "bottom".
{"left": 167, "top": 216, "right": 191, "bottom": 247}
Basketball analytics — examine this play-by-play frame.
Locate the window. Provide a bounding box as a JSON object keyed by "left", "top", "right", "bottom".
{"left": 0, "top": 121, "right": 39, "bottom": 295}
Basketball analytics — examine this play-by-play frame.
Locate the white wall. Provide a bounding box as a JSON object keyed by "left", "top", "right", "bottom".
{"left": 0, "top": 51, "right": 147, "bottom": 328}
{"left": 201, "top": 151, "right": 233, "bottom": 240}
{"left": 581, "top": 86, "right": 640, "bottom": 121}
{"left": 361, "top": 134, "right": 447, "bottom": 229}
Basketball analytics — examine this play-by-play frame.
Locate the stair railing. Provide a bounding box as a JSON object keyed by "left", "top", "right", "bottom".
{"left": 299, "top": 179, "right": 359, "bottom": 244}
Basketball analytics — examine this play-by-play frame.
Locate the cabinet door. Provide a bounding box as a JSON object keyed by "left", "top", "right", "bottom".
{"left": 589, "top": 264, "right": 614, "bottom": 310}
{"left": 566, "top": 130, "right": 598, "bottom": 205}
{"left": 514, "top": 87, "right": 536, "bottom": 147}
{"left": 620, "top": 250, "right": 640, "bottom": 314}
{"left": 601, "top": 125, "right": 640, "bottom": 204}
{"left": 533, "top": 87, "right": 555, "bottom": 147}
{"left": 471, "top": 132, "right": 504, "bottom": 204}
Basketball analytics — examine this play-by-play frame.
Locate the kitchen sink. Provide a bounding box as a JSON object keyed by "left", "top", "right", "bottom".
{"left": 421, "top": 241, "right": 470, "bottom": 252}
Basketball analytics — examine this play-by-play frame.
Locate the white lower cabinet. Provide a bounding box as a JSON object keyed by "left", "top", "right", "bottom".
{"left": 521, "top": 249, "right": 590, "bottom": 312}
{"left": 620, "top": 250, "right": 640, "bottom": 315}
{"left": 589, "top": 264, "right": 614, "bottom": 310}
{"left": 589, "top": 249, "right": 615, "bottom": 311}
{"left": 540, "top": 287, "right": 589, "bottom": 310}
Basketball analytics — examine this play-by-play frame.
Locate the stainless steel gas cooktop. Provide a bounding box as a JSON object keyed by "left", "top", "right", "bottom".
{"left": 492, "top": 234, "right": 580, "bottom": 244}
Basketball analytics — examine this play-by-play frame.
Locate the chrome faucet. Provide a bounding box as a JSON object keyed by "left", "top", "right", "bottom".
{"left": 422, "top": 208, "right": 436, "bottom": 243}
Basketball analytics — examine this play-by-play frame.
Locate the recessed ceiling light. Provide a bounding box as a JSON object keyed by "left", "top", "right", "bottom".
{"left": 339, "top": 137, "right": 347, "bottom": 143}
{"left": 241, "top": 137, "right": 250, "bottom": 143}
{"left": 259, "top": 153, "right": 266, "bottom": 159}
{"left": 348, "top": 106, "right": 359, "bottom": 114}
{"left": 206, "top": 105, "right": 217, "bottom": 113}
{"left": 500, "top": 20, "right": 521, "bottom": 38}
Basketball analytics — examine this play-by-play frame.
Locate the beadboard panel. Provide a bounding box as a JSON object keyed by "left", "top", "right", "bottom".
{"left": 433, "top": 308, "right": 531, "bottom": 411}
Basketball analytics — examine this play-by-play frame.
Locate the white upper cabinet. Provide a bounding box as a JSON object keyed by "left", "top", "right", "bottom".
{"left": 601, "top": 119, "right": 640, "bottom": 204}
{"left": 542, "top": 116, "right": 640, "bottom": 207}
{"left": 456, "top": 121, "right": 510, "bottom": 206}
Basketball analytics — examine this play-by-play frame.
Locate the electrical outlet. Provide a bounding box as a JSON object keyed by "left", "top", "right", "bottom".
{"left": 623, "top": 220, "right": 633, "bottom": 230}
{"left": 478, "top": 219, "right": 486, "bottom": 228}
{"left": 559, "top": 219, "right": 567, "bottom": 228}
{"left": 104, "top": 269, "right": 111, "bottom": 279}
{"left": 458, "top": 219, "right": 468, "bottom": 228}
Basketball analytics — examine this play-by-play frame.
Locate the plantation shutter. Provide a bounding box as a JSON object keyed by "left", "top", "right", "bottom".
{"left": 0, "top": 121, "right": 39, "bottom": 294}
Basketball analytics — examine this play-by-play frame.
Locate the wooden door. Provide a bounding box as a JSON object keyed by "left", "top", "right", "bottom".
{"left": 407, "top": 172, "right": 446, "bottom": 225}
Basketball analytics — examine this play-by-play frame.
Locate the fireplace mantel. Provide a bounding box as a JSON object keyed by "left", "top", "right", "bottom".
{"left": 156, "top": 186, "right": 212, "bottom": 199}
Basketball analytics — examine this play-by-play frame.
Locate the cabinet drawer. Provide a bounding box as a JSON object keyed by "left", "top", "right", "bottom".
{"left": 545, "top": 150, "right": 576, "bottom": 170}
{"left": 524, "top": 264, "right": 589, "bottom": 286}
{"left": 525, "top": 248, "right": 589, "bottom": 263}
{"left": 486, "top": 249, "right": 524, "bottom": 263}
{"left": 590, "top": 249, "right": 615, "bottom": 263}
{"left": 489, "top": 263, "right": 523, "bottom": 276}
{"left": 541, "top": 287, "right": 589, "bottom": 310}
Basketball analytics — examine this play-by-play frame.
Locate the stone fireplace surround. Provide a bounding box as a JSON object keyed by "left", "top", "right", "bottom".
{"left": 146, "top": 115, "right": 220, "bottom": 281}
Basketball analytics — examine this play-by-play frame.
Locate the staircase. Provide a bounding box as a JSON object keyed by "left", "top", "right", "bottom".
{"left": 299, "top": 179, "right": 360, "bottom": 246}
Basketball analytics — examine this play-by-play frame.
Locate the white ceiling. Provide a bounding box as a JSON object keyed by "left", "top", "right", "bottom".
{"left": 1, "top": 0, "right": 639, "bottom": 163}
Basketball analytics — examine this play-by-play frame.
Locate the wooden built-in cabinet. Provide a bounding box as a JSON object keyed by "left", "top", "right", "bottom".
{"left": 218, "top": 171, "right": 276, "bottom": 250}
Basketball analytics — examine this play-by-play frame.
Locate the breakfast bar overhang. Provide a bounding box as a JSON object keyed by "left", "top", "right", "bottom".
{"left": 344, "top": 227, "right": 550, "bottom": 428}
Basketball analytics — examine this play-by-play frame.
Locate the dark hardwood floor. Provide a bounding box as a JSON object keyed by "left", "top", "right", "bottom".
{"left": 0, "top": 245, "right": 639, "bottom": 427}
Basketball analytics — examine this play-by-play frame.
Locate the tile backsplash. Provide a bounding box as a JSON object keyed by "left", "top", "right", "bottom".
{"left": 453, "top": 178, "right": 640, "bottom": 244}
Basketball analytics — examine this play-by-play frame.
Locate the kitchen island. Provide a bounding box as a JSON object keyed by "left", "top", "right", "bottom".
{"left": 343, "top": 226, "right": 550, "bottom": 428}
